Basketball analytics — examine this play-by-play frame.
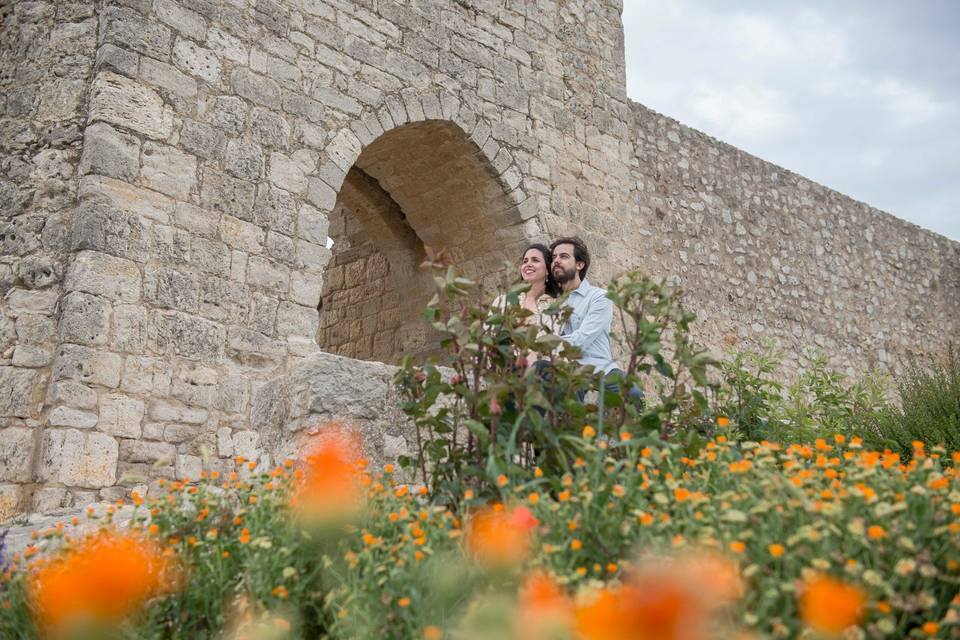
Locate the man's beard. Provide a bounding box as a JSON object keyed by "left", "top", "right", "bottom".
{"left": 552, "top": 265, "right": 576, "bottom": 284}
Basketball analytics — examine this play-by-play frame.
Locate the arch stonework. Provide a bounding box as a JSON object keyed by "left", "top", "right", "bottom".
{"left": 0, "top": 0, "right": 955, "bottom": 520}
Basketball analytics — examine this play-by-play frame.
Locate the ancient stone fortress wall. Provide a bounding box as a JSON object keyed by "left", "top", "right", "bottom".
{"left": 0, "top": 0, "right": 956, "bottom": 521}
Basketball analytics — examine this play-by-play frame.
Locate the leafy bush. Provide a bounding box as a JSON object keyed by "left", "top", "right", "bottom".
{"left": 865, "top": 345, "right": 960, "bottom": 454}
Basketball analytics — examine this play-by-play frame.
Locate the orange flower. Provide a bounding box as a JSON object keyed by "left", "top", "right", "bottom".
{"left": 674, "top": 488, "right": 691, "bottom": 502}
{"left": 768, "top": 544, "right": 785, "bottom": 558}
{"left": 516, "top": 572, "right": 574, "bottom": 639}
{"left": 716, "top": 416, "right": 730, "bottom": 427}
{"left": 582, "top": 425, "right": 596, "bottom": 438}
{"left": 271, "top": 585, "right": 288, "bottom": 599}
{"left": 729, "top": 541, "right": 746, "bottom": 554}
{"left": 922, "top": 622, "right": 939, "bottom": 635}
{"left": 28, "top": 531, "right": 176, "bottom": 632}
{"left": 799, "top": 574, "right": 865, "bottom": 635}
{"left": 238, "top": 528, "right": 250, "bottom": 544}
{"left": 576, "top": 552, "right": 739, "bottom": 640}
{"left": 424, "top": 625, "right": 443, "bottom": 639}
{"left": 398, "top": 597, "right": 411, "bottom": 607}
{"left": 466, "top": 505, "right": 538, "bottom": 567}
{"left": 290, "top": 424, "right": 365, "bottom": 524}
{"left": 866, "top": 525, "right": 885, "bottom": 540}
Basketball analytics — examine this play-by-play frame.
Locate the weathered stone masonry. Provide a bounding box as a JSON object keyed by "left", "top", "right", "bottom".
{"left": 0, "top": 0, "right": 957, "bottom": 520}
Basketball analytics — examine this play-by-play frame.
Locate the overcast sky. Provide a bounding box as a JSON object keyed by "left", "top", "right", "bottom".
{"left": 622, "top": 0, "right": 960, "bottom": 241}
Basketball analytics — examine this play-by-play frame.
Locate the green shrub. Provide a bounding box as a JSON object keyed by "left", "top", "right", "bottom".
{"left": 865, "top": 345, "right": 960, "bottom": 454}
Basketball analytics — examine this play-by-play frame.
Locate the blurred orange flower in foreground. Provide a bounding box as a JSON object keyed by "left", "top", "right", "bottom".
{"left": 575, "top": 552, "right": 742, "bottom": 640}
{"left": 799, "top": 574, "right": 866, "bottom": 635}
{"left": 28, "top": 530, "right": 175, "bottom": 633}
{"left": 291, "top": 423, "right": 365, "bottom": 524}
{"left": 466, "top": 504, "right": 538, "bottom": 567}
{"left": 515, "top": 571, "right": 574, "bottom": 639}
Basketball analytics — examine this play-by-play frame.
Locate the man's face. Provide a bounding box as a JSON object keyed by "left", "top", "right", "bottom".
{"left": 551, "top": 243, "right": 581, "bottom": 284}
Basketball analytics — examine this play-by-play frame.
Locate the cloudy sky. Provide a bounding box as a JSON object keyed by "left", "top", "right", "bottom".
{"left": 622, "top": 0, "right": 960, "bottom": 241}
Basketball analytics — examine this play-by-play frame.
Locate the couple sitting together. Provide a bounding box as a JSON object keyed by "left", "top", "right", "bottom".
{"left": 495, "top": 236, "right": 644, "bottom": 406}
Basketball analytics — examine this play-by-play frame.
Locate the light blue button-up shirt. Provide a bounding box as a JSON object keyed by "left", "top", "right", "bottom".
{"left": 559, "top": 279, "right": 619, "bottom": 374}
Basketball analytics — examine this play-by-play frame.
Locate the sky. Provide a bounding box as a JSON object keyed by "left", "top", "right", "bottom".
{"left": 621, "top": 0, "right": 960, "bottom": 241}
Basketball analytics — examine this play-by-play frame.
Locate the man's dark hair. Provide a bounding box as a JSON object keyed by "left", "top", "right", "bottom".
{"left": 550, "top": 236, "right": 590, "bottom": 281}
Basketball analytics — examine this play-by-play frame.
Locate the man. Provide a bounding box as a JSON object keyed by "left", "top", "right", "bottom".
{"left": 550, "top": 236, "right": 643, "bottom": 406}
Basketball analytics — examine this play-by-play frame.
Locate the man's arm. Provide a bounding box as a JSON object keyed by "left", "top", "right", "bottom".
{"left": 560, "top": 292, "right": 613, "bottom": 351}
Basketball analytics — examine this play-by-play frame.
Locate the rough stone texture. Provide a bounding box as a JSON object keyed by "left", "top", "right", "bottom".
{"left": 1, "top": 0, "right": 957, "bottom": 520}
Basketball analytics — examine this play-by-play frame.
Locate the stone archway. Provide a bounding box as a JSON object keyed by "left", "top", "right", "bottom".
{"left": 317, "top": 118, "right": 533, "bottom": 363}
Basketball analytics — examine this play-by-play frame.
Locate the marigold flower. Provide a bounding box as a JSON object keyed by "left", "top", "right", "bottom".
{"left": 424, "top": 625, "right": 443, "bottom": 639}
{"left": 799, "top": 574, "right": 865, "bottom": 635}
{"left": 271, "top": 585, "right": 288, "bottom": 599}
{"left": 571, "top": 539, "right": 583, "bottom": 551}
{"left": 674, "top": 488, "right": 691, "bottom": 502}
{"left": 496, "top": 474, "right": 509, "bottom": 487}
{"left": 516, "top": 572, "right": 574, "bottom": 639}
{"left": 28, "top": 531, "right": 176, "bottom": 633}
{"left": 582, "top": 425, "right": 596, "bottom": 438}
{"left": 922, "top": 622, "right": 938, "bottom": 635}
{"left": 768, "top": 544, "right": 785, "bottom": 558}
{"left": 729, "top": 541, "right": 746, "bottom": 554}
{"left": 398, "top": 597, "right": 411, "bottom": 607}
{"left": 716, "top": 416, "right": 730, "bottom": 427}
{"left": 238, "top": 529, "right": 250, "bottom": 544}
{"left": 291, "top": 424, "right": 365, "bottom": 524}
{"left": 866, "top": 525, "right": 885, "bottom": 540}
{"left": 466, "top": 505, "right": 538, "bottom": 567}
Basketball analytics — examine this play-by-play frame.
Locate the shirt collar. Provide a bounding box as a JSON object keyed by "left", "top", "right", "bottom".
{"left": 568, "top": 279, "right": 591, "bottom": 298}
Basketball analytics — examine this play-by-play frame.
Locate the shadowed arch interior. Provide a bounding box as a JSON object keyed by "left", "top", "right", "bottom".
{"left": 317, "top": 119, "right": 528, "bottom": 363}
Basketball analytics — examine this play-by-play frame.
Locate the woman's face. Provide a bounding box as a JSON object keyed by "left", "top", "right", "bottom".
{"left": 520, "top": 248, "right": 548, "bottom": 284}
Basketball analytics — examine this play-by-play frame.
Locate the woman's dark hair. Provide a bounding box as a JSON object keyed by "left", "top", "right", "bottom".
{"left": 549, "top": 236, "right": 590, "bottom": 281}
{"left": 520, "top": 243, "right": 560, "bottom": 298}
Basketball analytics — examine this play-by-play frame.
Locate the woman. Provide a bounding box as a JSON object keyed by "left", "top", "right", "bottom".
{"left": 493, "top": 243, "right": 560, "bottom": 338}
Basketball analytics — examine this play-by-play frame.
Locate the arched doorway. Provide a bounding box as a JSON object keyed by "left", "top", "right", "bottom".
{"left": 317, "top": 119, "right": 531, "bottom": 363}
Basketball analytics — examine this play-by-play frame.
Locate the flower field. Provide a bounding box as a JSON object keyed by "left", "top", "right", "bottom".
{"left": 1, "top": 422, "right": 957, "bottom": 639}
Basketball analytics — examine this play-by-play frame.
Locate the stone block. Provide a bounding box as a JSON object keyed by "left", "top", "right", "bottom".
{"left": 217, "top": 376, "right": 249, "bottom": 414}
{"left": 32, "top": 487, "right": 70, "bottom": 513}
{"left": 179, "top": 120, "right": 226, "bottom": 161}
{"left": 111, "top": 304, "right": 148, "bottom": 353}
{"left": 38, "top": 79, "right": 86, "bottom": 121}
{"left": 173, "top": 38, "right": 221, "bottom": 85}
{"left": 225, "top": 139, "right": 265, "bottom": 181}
{"left": 0, "top": 485, "right": 22, "bottom": 522}
{"left": 47, "top": 406, "right": 99, "bottom": 429}
{"left": 71, "top": 201, "right": 151, "bottom": 260}
{"left": 231, "top": 68, "right": 281, "bottom": 108}
{"left": 95, "top": 43, "right": 139, "bottom": 77}
{"left": 175, "top": 454, "right": 203, "bottom": 478}
{"left": 210, "top": 95, "right": 247, "bottom": 133}
{"left": 296, "top": 239, "right": 329, "bottom": 271}
{"left": 47, "top": 381, "right": 98, "bottom": 410}
{"left": 266, "top": 232, "right": 296, "bottom": 266}
{"left": 79, "top": 122, "right": 141, "bottom": 180}
{"left": 289, "top": 271, "right": 323, "bottom": 307}
{"left": 250, "top": 108, "right": 290, "bottom": 149}
{"left": 230, "top": 430, "right": 261, "bottom": 460}
{"left": 59, "top": 291, "right": 111, "bottom": 346}
{"left": 16, "top": 255, "right": 62, "bottom": 290}
{"left": 139, "top": 57, "right": 197, "bottom": 103}
{"left": 276, "top": 301, "right": 319, "bottom": 338}
{"left": 0, "top": 428, "right": 34, "bottom": 482}
{"left": 219, "top": 215, "right": 264, "bottom": 254}
{"left": 199, "top": 276, "right": 250, "bottom": 323}
{"left": 267, "top": 152, "right": 307, "bottom": 193}
{"left": 39, "top": 429, "right": 118, "bottom": 488}
{"left": 156, "top": 0, "right": 207, "bottom": 40}
{"left": 297, "top": 203, "right": 329, "bottom": 245}
{"left": 144, "top": 265, "right": 201, "bottom": 313}
{"left": 148, "top": 398, "right": 208, "bottom": 424}
{"left": 53, "top": 345, "right": 123, "bottom": 389}
{"left": 247, "top": 256, "right": 289, "bottom": 290}
{"left": 12, "top": 345, "right": 54, "bottom": 368}
{"left": 202, "top": 170, "right": 256, "bottom": 220}
{"left": 99, "top": 394, "right": 145, "bottom": 438}
{"left": 190, "top": 236, "right": 231, "bottom": 276}
{"left": 207, "top": 27, "right": 247, "bottom": 64}
{"left": 253, "top": 185, "right": 296, "bottom": 234}
{"left": 7, "top": 289, "right": 58, "bottom": 319}
{"left": 79, "top": 175, "right": 174, "bottom": 224}
{"left": 306, "top": 176, "right": 336, "bottom": 210}
{"left": 226, "top": 327, "right": 284, "bottom": 367}
{"left": 99, "top": 6, "right": 172, "bottom": 60}
{"left": 16, "top": 314, "right": 56, "bottom": 345}
{"left": 149, "top": 310, "right": 226, "bottom": 361}
{"left": 217, "top": 427, "right": 233, "bottom": 455}
{"left": 65, "top": 251, "right": 142, "bottom": 303}
{"left": 247, "top": 293, "right": 278, "bottom": 335}
{"left": 88, "top": 71, "right": 173, "bottom": 140}
{"left": 141, "top": 142, "right": 198, "bottom": 199}
{"left": 119, "top": 439, "right": 175, "bottom": 464}
{"left": 0, "top": 367, "right": 39, "bottom": 418}
{"left": 175, "top": 202, "right": 220, "bottom": 238}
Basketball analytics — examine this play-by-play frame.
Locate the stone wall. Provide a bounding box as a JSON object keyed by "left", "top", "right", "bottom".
{"left": 1, "top": 1, "right": 100, "bottom": 519}
{"left": 0, "top": 0, "right": 957, "bottom": 521}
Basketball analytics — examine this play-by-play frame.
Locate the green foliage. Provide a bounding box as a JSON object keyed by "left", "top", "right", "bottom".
{"left": 394, "top": 256, "right": 718, "bottom": 506}
{"left": 864, "top": 345, "right": 960, "bottom": 454}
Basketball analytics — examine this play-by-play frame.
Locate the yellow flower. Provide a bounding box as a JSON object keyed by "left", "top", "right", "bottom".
{"left": 570, "top": 539, "right": 582, "bottom": 551}
{"left": 582, "top": 425, "right": 596, "bottom": 439}
{"left": 528, "top": 492, "right": 540, "bottom": 505}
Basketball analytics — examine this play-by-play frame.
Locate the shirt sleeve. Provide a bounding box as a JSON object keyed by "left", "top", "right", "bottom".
{"left": 560, "top": 291, "right": 613, "bottom": 350}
